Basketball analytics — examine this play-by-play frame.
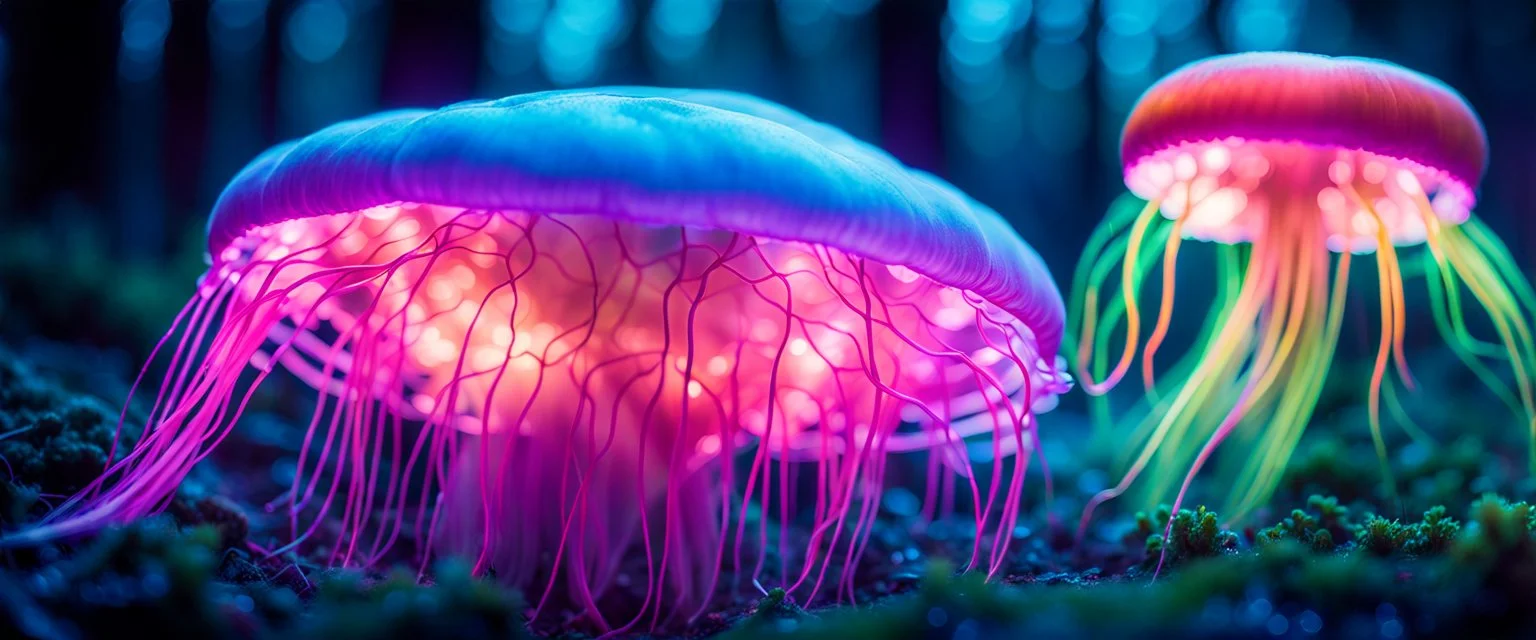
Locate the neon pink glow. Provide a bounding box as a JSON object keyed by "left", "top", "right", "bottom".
{"left": 1119, "top": 52, "right": 1488, "bottom": 196}
{"left": 70, "top": 204, "right": 1069, "bottom": 633}
{"left": 1123, "top": 138, "right": 1473, "bottom": 252}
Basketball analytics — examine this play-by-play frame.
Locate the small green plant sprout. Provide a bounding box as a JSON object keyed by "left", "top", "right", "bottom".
{"left": 1452, "top": 494, "right": 1536, "bottom": 562}
{"left": 1407, "top": 506, "right": 1461, "bottom": 555}
{"left": 1121, "top": 505, "right": 1170, "bottom": 548}
{"left": 1307, "top": 495, "right": 1351, "bottom": 527}
{"left": 1356, "top": 515, "right": 1414, "bottom": 556}
{"left": 745, "top": 581, "right": 810, "bottom": 627}
{"left": 1355, "top": 506, "right": 1463, "bottom": 557}
{"left": 1260, "top": 510, "right": 1334, "bottom": 552}
{"left": 1139, "top": 505, "right": 1238, "bottom": 566}
{"left": 1257, "top": 495, "right": 1353, "bottom": 552}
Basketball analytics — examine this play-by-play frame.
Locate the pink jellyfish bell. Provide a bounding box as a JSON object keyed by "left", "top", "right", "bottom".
{"left": 12, "top": 88, "right": 1071, "bottom": 631}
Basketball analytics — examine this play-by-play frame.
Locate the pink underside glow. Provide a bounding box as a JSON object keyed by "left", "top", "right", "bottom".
{"left": 58, "top": 203, "right": 1067, "bottom": 634}
{"left": 1123, "top": 138, "right": 1475, "bottom": 252}
{"left": 227, "top": 205, "right": 1063, "bottom": 455}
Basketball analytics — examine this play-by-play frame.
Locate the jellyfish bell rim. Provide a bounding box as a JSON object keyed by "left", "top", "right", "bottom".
{"left": 1119, "top": 51, "right": 1489, "bottom": 206}
{"left": 1121, "top": 136, "right": 1478, "bottom": 228}
{"left": 206, "top": 87, "right": 1068, "bottom": 364}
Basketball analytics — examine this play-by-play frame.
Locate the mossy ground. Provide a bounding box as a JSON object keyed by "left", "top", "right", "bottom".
{"left": 2, "top": 337, "right": 1535, "bottom": 638}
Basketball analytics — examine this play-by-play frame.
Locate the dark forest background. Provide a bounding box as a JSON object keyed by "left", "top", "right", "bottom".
{"left": 0, "top": 0, "right": 1533, "bottom": 368}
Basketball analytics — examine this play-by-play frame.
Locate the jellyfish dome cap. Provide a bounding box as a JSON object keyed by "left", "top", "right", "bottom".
{"left": 211, "top": 87, "right": 1065, "bottom": 357}
{"left": 1117, "top": 52, "right": 1489, "bottom": 248}
{"left": 1122, "top": 52, "right": 1487, "bottom": 193}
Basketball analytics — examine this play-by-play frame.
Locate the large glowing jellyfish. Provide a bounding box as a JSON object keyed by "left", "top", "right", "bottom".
{"left": 9, "top": 88, "right": 1070, "bottom": 631}
{"left": 1073, "top": 53, "right": 1535, "bottom": 534}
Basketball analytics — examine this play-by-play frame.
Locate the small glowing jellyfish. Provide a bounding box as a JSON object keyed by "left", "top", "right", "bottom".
{"left": 8, "top": 89, "right": 1070, "bottom": 631}
{"left": 1072, "top": 53, "right": 1535, "bottom": 533}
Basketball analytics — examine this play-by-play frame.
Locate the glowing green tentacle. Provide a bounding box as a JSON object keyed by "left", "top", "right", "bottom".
{"left": 1434, "top": 222, "right": 1536, "bottom": 472}
{"left": 1423, "top": 249, "right": 1524, "bottom": 415}
{"left": 1067, "top": 194, "right": 1155, "bottom": 347}
{"left": 1085, "top": 207, "right": 1171, "bottom": 383}
{"left": 1383, "top": 376, "right": 1434, "bottom": 447}
{"left": 1111, "top": 244, "right": 1245, "bottom": 475}
{"left": 1117, "top": 232, "right": 1278, "bottom": 510}
{"left": 1425, "top": 243, "right": 1509, "bottom": 358}
{"left": 1072, "top": 201, "right": 1171, "bottom": 434}
{"left": 1229, "top": 246, "right": 1349, "bottom": 517}
{"left": 1463, "top": 218, "right": 1536, "bottom": 314}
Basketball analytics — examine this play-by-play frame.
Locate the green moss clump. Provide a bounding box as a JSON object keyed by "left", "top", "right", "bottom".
{"left": 297, "top": 559, "right": 530, "bottom": 640}
{"left": 0, "top": 517, "right": 240, "bottom": 640}
{"left": 717, "top": 536, "right": 1415, "bottom": 639}
{"left": 1308, "top": 495, "right": 1352, "bottom": 529}
{"left": 1121, "top": 506, "right": 1164, "bottom": 548}
{"left": 747, "top": 587, "right": 808, "bottom": 625}
{"left": 1258, "top": 508, "right": 1334, "bottom": 551}
{"left": 1408, "top": 506, "right": 1461, "bottom": 555}
{"left": 1451, "top": 494, "right": 1535, "bottom": 563}
{"left": 1138, "top": 505, "right": 1238, "bottom": 565}
{"left": 1355, "top": 514, "right": 1413, "bottom": 556}
{"left": 1432, "top": 494, "right": 1536, "bottom": 632}
{"left": 1257, "top": 496, "right": 1353, "bottom": 552}
{"left": 1354, "top": 506, "right": 1463, "bottom": 557}
{"left": 0, "top": 346, "right": 142, "bottom": 527}
{"left": 718, "top": 495, "right": 1536, "bottom": 639}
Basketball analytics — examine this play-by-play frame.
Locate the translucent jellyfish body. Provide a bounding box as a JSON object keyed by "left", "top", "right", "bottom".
{"left": 1072, "top": 52, "right": 1534, "bottom": 543}
{"left": 11, "top": 88, "right": 1071, "bottom": 632}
